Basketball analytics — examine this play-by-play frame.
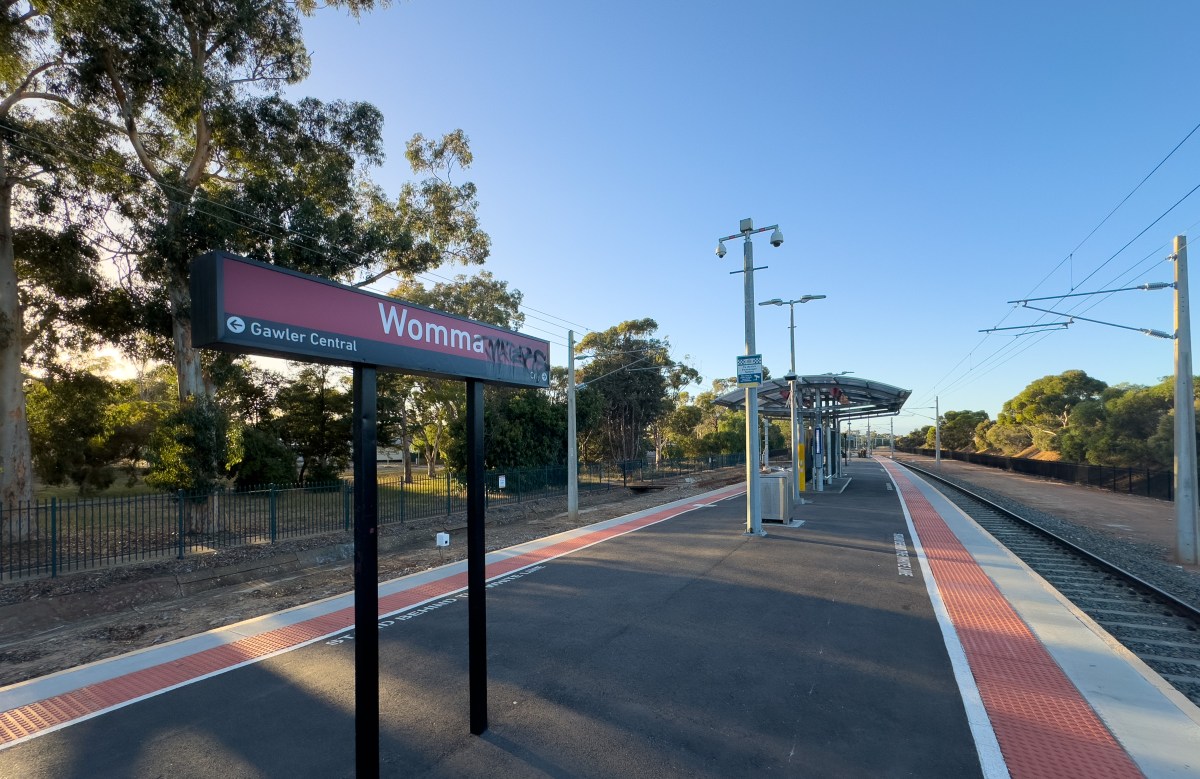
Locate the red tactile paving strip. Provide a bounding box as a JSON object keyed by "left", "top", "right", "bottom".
{"left": 0, "top": 486, "right": 743, "bottom": 748}
{"left": 881, "top": 460, "right": 1144, "bottom": 779}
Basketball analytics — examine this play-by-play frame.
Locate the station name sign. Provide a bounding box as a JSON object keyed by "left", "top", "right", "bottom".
{"left": 191, "top": 251, "right": 550, "bottom": 389}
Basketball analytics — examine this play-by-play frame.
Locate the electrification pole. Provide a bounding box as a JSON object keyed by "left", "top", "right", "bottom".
{"left": 934, "top": 396, "right": 941, "bottom": 467}
{"left": 567, "top": 330, "right": 579, "bottom": 521}
{"left": 1174, "top": 236, "right": 1198, "bottom": 565}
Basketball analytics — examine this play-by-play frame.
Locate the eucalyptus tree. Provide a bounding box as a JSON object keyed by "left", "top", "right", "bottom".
{"left": 925, "top": 409, "right": 989, "bottom": 451}
{"left": 1001, "top": 370, "right": 1107, "bottom": 450}
{"left": 274, "top": 363, "right": 351, "bottom": 484}
{"left": 47, "top": 0, "right": 489, "bottom": 497}
{"left": 1056, "top": 381, "right": 1175, "bottom": 468}
{"left": 53, "top": 0, "right": 487, "bottom": 392}
{"left": 384, "top": 271, "right": 523, "bottom": 475}
{"left": 0, "top": 2, "right": 135, "bottom": 529}
{"left": 0, "top": 3, "right": 54, "bottom": 515}
{"left": 577, "top": 319, "right": 699, "bottom": 463}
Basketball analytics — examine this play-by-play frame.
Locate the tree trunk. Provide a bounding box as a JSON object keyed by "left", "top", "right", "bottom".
{"left": 401, "top": 429, "right": 413, "bottom": 483}
{"left": 0, "top": 153, "right": 33, "bottom": 541}
{"left": 424, "top": 417, "right": 445, "bottom": 476}
{"left": 167, "top": 234, "right": 216, "bottom": 532}
{"left": 169, "top": 268, "right": 206, "bottom": 403}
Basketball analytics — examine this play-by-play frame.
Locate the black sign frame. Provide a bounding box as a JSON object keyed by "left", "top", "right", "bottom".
{"left": 189, "top": 251, "right": 534, "bottom": 772}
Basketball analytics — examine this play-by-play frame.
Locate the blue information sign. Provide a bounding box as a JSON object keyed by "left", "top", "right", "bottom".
{"left": 736, "top": 354, "right": 763, "bottom": 387}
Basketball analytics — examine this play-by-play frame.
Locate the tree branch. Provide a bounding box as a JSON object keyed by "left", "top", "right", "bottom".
{"left": 181, "top": 18, "right": 213, "bottom": 190}
{"left": 0, "top": 60, "right": 67, "bottom": 117}
{"left": 11, "top": 3, "right": 38, "bottom": 25}
{"left": 353, "top": 267, "right": 394, "bottom": 288}
{"left": 102, "top": 53, "right": 165, "bottom": 185}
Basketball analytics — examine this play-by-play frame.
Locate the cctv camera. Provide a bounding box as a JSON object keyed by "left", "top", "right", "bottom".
{"left": 716, "top": 241, "right": 727, "bottom": 258}
{"left": 769, "top": 228, "right": 784, "bottom": 248}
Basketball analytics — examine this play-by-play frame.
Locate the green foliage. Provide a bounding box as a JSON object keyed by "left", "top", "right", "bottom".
{"left": 767, "top": 420, "right": 788, "bottom": 454}
{"left": 687, "top": 407, "right": 747, "bottom": 456}
{"left": 984, "top": 419, "right": 1033, "bottom": 455}
{"left": 27, "top": 369, "right": 164, "bottom": 493}
{"left": 577, "top": 318, "right": 699, "bottom": 462}
{"left": 1001, "top": 370, "right": 1107, "bottom": 450}
{"left": 897, "top": 426, "right": 932, "bottom": 449}
{"left": 663, "top": 403, "right": 705, "bottom": 457}
{"left": 50, "top": 0, "right": 489, "bottom": 429}
{"left": 1056, "top": 381, "right": 1176, "bottom": 468}
{"left": 389, "top": 270, "right": 522, "bottom": 329}
{"left": 303, "top": 460, "right": 343, "bottom": 486}
{"left": 145, "top": 397, "right": 229, "bottom": 493}
{"left": 445, "top": 387, "right": 565, "bottom": 473}
{"left": 226, "top": 425, "right": 297, "bottom": 488}
{"left": 27, "top": 371, "right": 114, "bottom": 492}
{"left": 930, "top": 409, "right": 989, "bottom": 450}
{"left": 211, "top": 355, "right": 284, "bottom": 427}
{"left": 385, "top": 272, "right": 524, "bottom": 472}
{"left": 274, "top": 364, "right": 351, "bottom": 482}
{"left": 973, "top": 419, "right": 993, "bottom": 451}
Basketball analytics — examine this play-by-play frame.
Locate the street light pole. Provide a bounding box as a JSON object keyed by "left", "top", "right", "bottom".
{"left": 759, "top": 295, "right": 826, "bottom": 503}
{"left": 718, "top": 218, "right": 784, "bottom": 536}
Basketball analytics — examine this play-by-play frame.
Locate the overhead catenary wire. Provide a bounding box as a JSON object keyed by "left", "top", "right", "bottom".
{"left": 1017, "top": 118, "right": 1200, "bottom": 302}
{"left": 914, "top": 119, "right": 1200, "bottom": 410}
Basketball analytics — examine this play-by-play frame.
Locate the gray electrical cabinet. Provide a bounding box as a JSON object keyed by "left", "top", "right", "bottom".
{"left": 760, "top": 471, "right": 793, "bottom": 521}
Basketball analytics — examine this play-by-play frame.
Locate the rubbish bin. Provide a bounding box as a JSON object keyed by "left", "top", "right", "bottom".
{"left": 760, "top": 471, "right": 793, "bottom": 521}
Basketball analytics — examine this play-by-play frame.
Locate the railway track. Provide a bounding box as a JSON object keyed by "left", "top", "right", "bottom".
{"left": 897, "top": 460, "right": 1200, "bottom": 708}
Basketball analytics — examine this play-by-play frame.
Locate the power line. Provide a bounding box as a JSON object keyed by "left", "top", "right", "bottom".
{"left": 1018, "top": 118, "right": 1200, "bottom": 301}
{"left": 920, "top": 121, "right": 1200, "bottom": 407}
{"left": 1071, "top": 180, "right": 1200, "bottom": 291}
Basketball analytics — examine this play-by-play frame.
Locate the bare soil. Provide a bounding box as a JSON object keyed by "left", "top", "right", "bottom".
{"left": 0, "top": 470, "right": 744, "bottom": 688}
{"left": 4, "top": 458, "right": 1193, "bottom": 691}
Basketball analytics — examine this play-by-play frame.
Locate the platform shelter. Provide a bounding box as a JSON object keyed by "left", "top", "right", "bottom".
{"left": 716, "top": 374, "right": 911, "bottom": 489}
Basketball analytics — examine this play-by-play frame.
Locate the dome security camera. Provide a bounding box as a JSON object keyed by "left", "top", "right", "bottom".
{"left": 769, "top": 228, "right": 784, "bottom": 248}
{"left": 716, "top": 241, "right": 727, "bottom": 258}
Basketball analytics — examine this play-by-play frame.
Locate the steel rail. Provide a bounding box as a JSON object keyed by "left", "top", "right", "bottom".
{"left": 897, "top": 459, "right": 1200, "bottom": 624}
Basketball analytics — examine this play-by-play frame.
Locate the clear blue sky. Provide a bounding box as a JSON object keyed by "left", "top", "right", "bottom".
{"left": 291, "top": 1, "right": 1200, "bottom": 434}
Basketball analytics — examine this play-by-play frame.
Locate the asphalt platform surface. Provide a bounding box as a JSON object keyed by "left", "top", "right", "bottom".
{"left": 0, "top": 459, "right": 992, "bottom": 778}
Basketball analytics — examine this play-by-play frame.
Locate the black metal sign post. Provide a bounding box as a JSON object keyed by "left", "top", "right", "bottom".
{"left": 352, "top": 366, "right": 379, "bottom": 776}
{"left": 189, "top": 251, "right": 549, "bottom": 773}
{"left": 465, "top": 380, "right": 487, "bottom": 735}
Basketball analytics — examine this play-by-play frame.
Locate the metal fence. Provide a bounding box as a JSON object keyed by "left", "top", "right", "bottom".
{"left": 0, "top": 453, "right": 745, "bottom": 581}
{"left": 896, "top": 447, "right": 1175, "bottom": 501}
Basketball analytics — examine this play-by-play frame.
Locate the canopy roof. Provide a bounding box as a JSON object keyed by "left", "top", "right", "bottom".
{"left": 715, "top": 374, "right": 911, "bottom": 422}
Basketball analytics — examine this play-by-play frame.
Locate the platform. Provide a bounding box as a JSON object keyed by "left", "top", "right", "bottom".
{"left": 0, "top": 459, "right": 1197, "bottom": 778}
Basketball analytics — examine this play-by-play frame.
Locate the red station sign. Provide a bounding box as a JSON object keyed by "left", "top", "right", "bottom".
{"left": 190, "top": 251, "right": 550, "bottom": 388}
